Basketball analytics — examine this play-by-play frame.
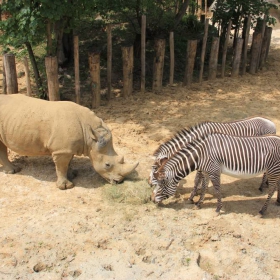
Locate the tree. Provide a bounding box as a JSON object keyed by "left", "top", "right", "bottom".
{"left": 212, "top": 0, "right": 280, "bottom": 44}
{"left": 93, "top": 0, "right": 191, "bottom": 55}
{"left": 0, "top": 0, "right": 95, "bottom": 97}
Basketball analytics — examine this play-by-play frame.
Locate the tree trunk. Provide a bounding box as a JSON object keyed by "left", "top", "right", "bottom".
{"left": 25, "top": 41, "right": 46, "bottom": 98}
{"left": 73, "top": 36, "right": 80, "bottom": 104}
{"left": 46, "top": 19, "right": 53, "bottom": 56}
{"left": 241, "top": 16, "right": 251, "bottom": 75}
{"left": 174, "top": 0, "right": 190, "bottom": 27}
{"left": 107, "top": 24, "right": 112, "bottom": 99}
{"left": 199, "top": 18, "right": 209, "bottom": 83}
{"left": 141, "top": 15, "right": 146, "bottom": 92}
{"left": 55, "top": 19, "right": 66, "bottom": 66}
{"left": 221, "top": 20, "right": 232, "bottom": 78}
{"left": 169, "top": 31, "right": 174, "bottom": 85}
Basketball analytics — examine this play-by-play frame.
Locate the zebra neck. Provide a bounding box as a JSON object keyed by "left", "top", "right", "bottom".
{"left": 167, "top": 148, "right": 199, "bottom": 182}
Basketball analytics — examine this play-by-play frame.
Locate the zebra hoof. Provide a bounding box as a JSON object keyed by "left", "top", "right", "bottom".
{"left": 258, "top": 210, "right": 265, "bottom": 217}
{"left": 215, "top": 209, "right": 221, "bottom": 216}
{"left": 186, "top": 198, "right": 194, "bottom": 204}
{"left": 193, "top": 204, "right": 201, "bottom": 210}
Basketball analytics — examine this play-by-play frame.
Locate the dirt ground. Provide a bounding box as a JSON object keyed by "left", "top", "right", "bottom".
{"left": 1, "top": 28, "right": 280, "bottom": 280}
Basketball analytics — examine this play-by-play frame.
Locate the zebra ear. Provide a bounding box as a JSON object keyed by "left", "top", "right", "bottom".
{"left": 158, "top": 169, "right": 166, "bottom": 183}
{"left": 158, "top": 157, "right": 168, "bottom": 166}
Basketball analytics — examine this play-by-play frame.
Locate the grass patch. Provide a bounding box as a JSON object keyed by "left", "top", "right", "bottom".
{"left": 102, "top": 179, "right": 151, "bottom": 205}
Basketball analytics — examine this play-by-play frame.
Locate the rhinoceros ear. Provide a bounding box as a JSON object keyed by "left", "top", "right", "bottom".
{"left": 87, "top": 125, "right": 112, "bottom": 149}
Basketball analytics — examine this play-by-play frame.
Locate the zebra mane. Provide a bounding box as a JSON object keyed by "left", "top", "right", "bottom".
{"left": 158, "top": 132, "right": 212, "bottom": 174}
{"left": 153, "top": 121, "right": 210, "bottom": 157}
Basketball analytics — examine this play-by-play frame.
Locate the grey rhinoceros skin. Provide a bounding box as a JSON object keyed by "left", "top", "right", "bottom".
{"left": 0, "top": 94, "right": 138, "bottom": 189}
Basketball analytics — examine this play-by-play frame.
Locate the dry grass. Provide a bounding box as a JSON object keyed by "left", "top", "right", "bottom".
{"left": 102, "top": 179, "right": 151, "bottom": 205}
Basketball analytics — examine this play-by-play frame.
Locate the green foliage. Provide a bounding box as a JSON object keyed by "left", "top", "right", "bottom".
{"left": 93, "top": 0, "right": 190, "bottom": 38}
{"left": 212, "top": 0, "right": 280, "bottom": 30}
{"left": 0, "top": 0, "right": 95, "bottom": 49}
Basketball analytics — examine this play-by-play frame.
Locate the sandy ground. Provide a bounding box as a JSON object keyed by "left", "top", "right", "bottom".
{"left": 1, "top": 27, "right": 280, "bottom": 280}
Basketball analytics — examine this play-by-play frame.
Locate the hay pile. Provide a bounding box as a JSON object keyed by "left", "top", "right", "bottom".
{"left": 102, "top": 179, "right": 152, "bottom": 205}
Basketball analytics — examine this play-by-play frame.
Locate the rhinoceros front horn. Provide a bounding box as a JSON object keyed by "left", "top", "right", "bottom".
{"left": 119, "top": 161, "right": 139, "bottom": 179}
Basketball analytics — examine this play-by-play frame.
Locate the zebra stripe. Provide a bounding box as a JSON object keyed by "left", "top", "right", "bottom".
{"left": 149, "top": 117, "right": 276, "bottom": 192}
{"left": 152, "top": 133, "right": 280, "bottom": 216}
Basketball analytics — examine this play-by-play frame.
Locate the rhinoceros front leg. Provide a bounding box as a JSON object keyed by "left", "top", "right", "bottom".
{"left": 52, "top": 153, "right": 74, "bottom": 190}
{"left": 0, "top": 141, "right": 21, "bottom": 174}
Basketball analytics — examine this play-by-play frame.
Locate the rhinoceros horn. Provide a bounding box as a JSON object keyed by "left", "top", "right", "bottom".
{"left": 118, "top": 155, "right": 124, "bottom": 164}
{"left": 117, "top": 161, "right": 139, "bottom": 182}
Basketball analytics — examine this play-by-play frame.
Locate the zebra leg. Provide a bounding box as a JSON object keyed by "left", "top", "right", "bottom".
{"left": 259, "top": 174, "right": 280, "bottom": 215}
{"left": 209, "top": 174, "right": 222, "bottom": 214}
{"left": 276, "top": 181, "right": 280, "bottom": 205}
{"left": 259, "top": 172, "right": 268, "bottom": 192}
{"left": 195, "top": 175, "right": 210, "bottom": 208}
{"left": 259, "top": 185, "right": 277, "bottom": 215}
{"left": 193, "top": 170, "right": 203, "bottom": 195}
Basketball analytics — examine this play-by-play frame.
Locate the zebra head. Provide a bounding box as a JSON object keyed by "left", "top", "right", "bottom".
{"left": 150, "top": 164, "right": 177, "bottom": 203}
{"left": 148, "top": 157, "right": 169, "bottom": 187}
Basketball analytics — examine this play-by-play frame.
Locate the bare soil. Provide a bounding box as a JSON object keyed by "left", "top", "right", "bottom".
{"left": 1, "top": 29, "right": 280, "bottom": 280}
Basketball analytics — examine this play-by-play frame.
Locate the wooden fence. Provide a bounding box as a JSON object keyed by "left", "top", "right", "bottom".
{"left": 1, "top": 15, "right": 273, "bottom": 107}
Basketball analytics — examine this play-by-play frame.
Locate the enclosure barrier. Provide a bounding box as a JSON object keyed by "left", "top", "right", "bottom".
{"left": 1, "top": 16, "right": 273, "bottom": 107}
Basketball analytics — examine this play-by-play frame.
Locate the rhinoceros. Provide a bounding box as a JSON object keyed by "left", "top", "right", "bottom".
{"left": 0, "top": 94, "right": 138, "bottom": 189}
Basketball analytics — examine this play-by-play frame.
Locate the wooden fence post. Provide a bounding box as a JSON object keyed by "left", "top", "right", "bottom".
{"left": 2, "top": 57, "right": 7, "bottom": 94}
{"left": 249, "top": 32, "right": 262, "bottom": 74}
{"left": 221, "top": 20, "right": 232, "bottom": 78}
{"left": 241, "top": 16, "right": 251, "bottom": 75}
{"left": 74, "top": 35, "right": 80, "bottom": 104}
{"left": 45, "top": 56, "right": 60, "bottom": 101}
{"left": 259, "top": 26, "right": 269, "bottom": 69}
{"left": 208, "top": 37, "right": 220, "bottom": 80}
{"left": 141, "top": 15, "right": 146, "bottom": 93}
{"left": 199, "top": 18, "right": 209, "bottom": 83}
{"left": 169, "top": 31, "right": 174, "bottom": 85}
{"left": 183, "top": 40, "right": 197, "bottom": 86}
{"left": 153, "top": 39, "right": 165, "bottom": 93}
{"left": 231, "top": 38, "right": 243, "bottom": 77}
{"left": 23, "top": 57, "right": 32, "bottom": 96}
{"left": 88, "top": 52, "right": 101, "bottom": 109}
{"left": 265, "top": 27, "right": 273, "bottom": 62}
{"left": 107, "top": 24, "right": 112, "bottom": 99}
{"left": 256, "top": 15, "right": 267, "bottom": 72}
{"left": 3, "top": 53, "right": 18, "bottom": 94}
{"left": 122, "top": 46, "right": 133, "bottom": 98}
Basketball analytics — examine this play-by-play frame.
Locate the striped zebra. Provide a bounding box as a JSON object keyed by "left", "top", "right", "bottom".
{"left": 149, "top": 117, "right": 276, "bottom": 193}
{"left": 151, "top": 133, "right": 280, "bottom": 216}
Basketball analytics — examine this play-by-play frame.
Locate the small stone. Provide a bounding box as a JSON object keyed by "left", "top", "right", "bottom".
{"left": 33, "top": 262, "right": 46, "bottom": 272}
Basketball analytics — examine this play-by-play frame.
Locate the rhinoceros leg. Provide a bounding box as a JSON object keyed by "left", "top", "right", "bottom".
{"left": 0, "top": 141, "right": 21, "bottom": 174}
{"left": 52, "top": 153, "right": 74, "bottom": 190}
